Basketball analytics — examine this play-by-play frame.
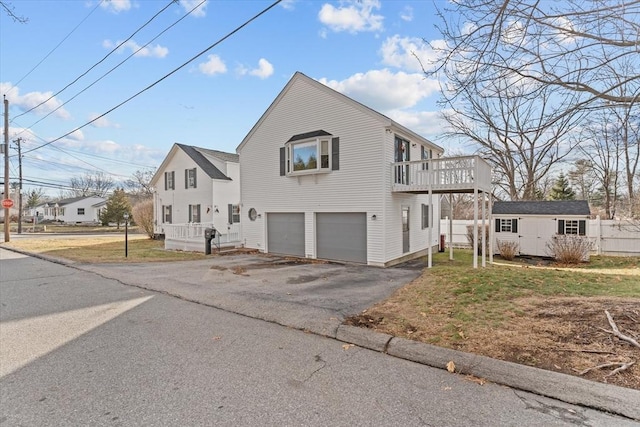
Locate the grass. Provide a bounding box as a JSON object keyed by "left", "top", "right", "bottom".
{"left": 2, "top": 236, "right": 207, "bottom": 263}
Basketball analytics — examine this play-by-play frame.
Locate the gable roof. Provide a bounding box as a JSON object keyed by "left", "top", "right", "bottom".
{"left": 236, "top": 71, "right": 443, "bottom": 153}
{"left": 493, "top": 200, "right": 590, "bottom": 216}
{"left": 152, "top": 143, "right": 238, "bottom": 185}
{"left": 41, "top": 195, "right": 105, "bottom": 207}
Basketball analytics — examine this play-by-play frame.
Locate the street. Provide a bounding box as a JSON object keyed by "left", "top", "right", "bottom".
{"left": 0, "top": 248, "right": 635, "bottom": 426}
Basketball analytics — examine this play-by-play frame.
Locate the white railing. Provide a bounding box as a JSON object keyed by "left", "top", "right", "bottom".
{"left": 163, "top": 222, "right": 241, "bottom": 252}
{"left": 392, "top": 155, "right": 492, "bottom": 193}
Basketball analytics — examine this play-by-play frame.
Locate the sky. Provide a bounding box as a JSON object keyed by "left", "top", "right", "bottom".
{"left": 1, "top": 0, "right": 457, "bottom": 197}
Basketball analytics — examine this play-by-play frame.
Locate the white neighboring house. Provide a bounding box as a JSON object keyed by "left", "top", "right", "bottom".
{"left": 151, "top": 143, "right": 241, "bottom": 251}
{"left": 492, "top": 200, "right": 591, "bottom": 258}
{"left": 34, "top": 196, "right": 106, "bottom": 223}
{"left": 237, "top": 72, "right": 492, "bottom": 267}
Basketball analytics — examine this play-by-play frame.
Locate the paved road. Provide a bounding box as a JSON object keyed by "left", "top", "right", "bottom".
{"left": 0, "top": 248, "right": 635, "bottom": 426}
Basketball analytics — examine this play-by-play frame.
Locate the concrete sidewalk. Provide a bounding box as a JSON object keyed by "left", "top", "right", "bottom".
{"left": 7, "top": 247, "right": 640, "bottom": 421}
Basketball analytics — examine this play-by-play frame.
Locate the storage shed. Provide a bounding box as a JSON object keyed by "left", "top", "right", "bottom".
{"left": 492, "top": 200, "right": 591, "bottom": 258}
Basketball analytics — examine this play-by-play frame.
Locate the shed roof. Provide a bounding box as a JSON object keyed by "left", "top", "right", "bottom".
{"left": 492, "top": 200, "right": 590, "bottom": 216}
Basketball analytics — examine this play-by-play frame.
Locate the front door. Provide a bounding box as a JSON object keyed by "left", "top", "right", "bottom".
{"left": 402, "top": 206, "right": 410, "bottom": 253}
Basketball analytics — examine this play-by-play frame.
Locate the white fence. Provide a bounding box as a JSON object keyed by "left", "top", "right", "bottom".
{"left": 163, "top": 222, "right": 241, "bottom": 252}
{"left": 440, "top": 218, "right": 640, "bottom": 257}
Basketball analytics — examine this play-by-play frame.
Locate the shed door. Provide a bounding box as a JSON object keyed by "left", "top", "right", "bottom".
{"left": 267, "top": 213, "right": 305, "bottom": 257}
{"left": 316, "top": 213, "right": 367, "bottom": 263}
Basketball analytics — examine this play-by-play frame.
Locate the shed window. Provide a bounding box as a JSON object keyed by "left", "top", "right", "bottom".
{"left": 557, "top": 219, "right": 586, "bottom": 236}
{"left": 495, "top": 218, "right": 518, "bottom": 233}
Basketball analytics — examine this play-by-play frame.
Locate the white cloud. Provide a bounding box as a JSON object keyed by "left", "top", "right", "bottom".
{"left": 380, "top": 35, "right": 447, "bottom": 73}
{"left": 249, "top": 58, "right": 274, "bottom": 79}
{"left": 1, "top": 82, "right": 71, "bottom": 119}
{"left": 198, "top": 54, "right": 227, "bottom": 76}
{"left": 318, "top": 0, "right": 383, "bottom": 34}
{"left": 88, "top": 113, "right": 119, "bottom": 128}
{"left": 100, "top": 0, "right": 132, "bottom": 13}
{"left": 318, "top": 69, "right": 440, "bottom": 111}
{"left": 385, "top": 109, "right": 450, "bottom": 139}
{"left": 67, "top": 129, "right": 85, "bottom": 141}
{"left": 94, "top": 140, "right": 120, "bottom": 154}
{"left": 103, "top": 39, "right": 168, "bottom": 58}
{"left": 180, "top": 0, "right": 208, "bottom": 17}
{"left": 280, "top": 0, "right": 296, "bottom": 10}
{"left": 400, "top": 6, "right": 413, "bottom": 22}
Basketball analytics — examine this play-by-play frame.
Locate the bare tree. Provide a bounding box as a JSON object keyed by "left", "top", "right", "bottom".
{"left": 66, "top": 172, "right": 114, "bottom": 198}
{"left": 125, "top": 168, "right": 156, "bottom": 199}
{"left": 1, "top": 1, "right": 27, "bottom": 23}
{"left": 429, "top": 0, "right": 640, "bottom": 108}
{"left": 568, "top": 159, "right": 598, "bottom": 202}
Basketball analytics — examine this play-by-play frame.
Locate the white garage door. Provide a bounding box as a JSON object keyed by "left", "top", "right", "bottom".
{"left": 267, "top": 213, "right": 305, "bottom": 257}
{"left": 316, "top": 213, "right": 367, "bottom": 263}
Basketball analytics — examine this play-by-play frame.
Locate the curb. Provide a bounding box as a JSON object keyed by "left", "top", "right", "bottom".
{"left": 336, "top": 325, "right": 640, "bottom": 421}
{"left": 3, "top": 246, "right": 638, "bottom": 421}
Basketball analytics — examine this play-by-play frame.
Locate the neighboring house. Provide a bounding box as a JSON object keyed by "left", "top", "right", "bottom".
{"left": 151, "top": 143, "right": 240, "bottom": 250}
{"left": 492, "top": 200, "right": 591, "bottom": 258}
{"left": 33, "top": 196, "right": 106, "bottom": 223}
{"left": 237, "top": 72, "right": 492, "bottom": 267}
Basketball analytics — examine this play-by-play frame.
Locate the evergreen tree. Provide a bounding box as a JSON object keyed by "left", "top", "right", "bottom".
{"left": 99, "top": 188, "right": 131, "bottom": 229}
{"left": 548, "top": 173, "right": 576, "bottom": 200}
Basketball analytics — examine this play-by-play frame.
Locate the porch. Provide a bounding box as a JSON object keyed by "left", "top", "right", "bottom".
{"left": 163, "top": 222, "right": 241, "bottom": 253}
{"left": 391, "top": 155, "right": 492, "bottom": 194}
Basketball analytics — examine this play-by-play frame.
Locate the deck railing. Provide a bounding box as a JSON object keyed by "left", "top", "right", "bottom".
{"left": 163, "top": 222, "right": 241, "bottom": 251}
{"left": 391, "top": 155, "right": 492, "bottom": 193}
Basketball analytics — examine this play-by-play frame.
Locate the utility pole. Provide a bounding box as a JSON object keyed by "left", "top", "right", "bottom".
{"left": 15, "top": 137, "right": 23, "bottom": 234}
{"left": 3, "top": 96, "right": 9, "bottom": 243}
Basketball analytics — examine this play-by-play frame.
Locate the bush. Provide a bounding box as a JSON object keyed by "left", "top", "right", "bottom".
{"left": 545, "top": 235, "right": 591, "bottom": 264}
{"left": 132, "top": 198, "right": 154, "bottom": 238}
{"left": 466, "top": 224, "right": 490, "bottom": 255}
{"left": 497, "top": 239, "right": 519, "bottom": 260}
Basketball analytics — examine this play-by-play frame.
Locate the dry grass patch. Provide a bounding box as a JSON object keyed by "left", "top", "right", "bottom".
{"left": 346, "top": 251, "right": 640, "bottom": 389}
{"left": 2, "top": 236, "right": 207, "bottom": 263}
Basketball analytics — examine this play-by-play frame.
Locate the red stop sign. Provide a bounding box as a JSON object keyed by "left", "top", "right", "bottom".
{"left": 1, "top": 199, "right": 14, "bottom": 208}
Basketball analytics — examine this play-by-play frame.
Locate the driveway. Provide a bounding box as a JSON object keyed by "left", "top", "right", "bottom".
{"left": 79, "top": 253, "right": 424, "bottom": 337}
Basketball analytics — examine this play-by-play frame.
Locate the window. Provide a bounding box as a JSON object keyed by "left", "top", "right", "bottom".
{"left": 228, "top": 204, "right": 240, "bottom": 224}
{"left": 77, "top": 208, "right": 85, "bottom": 215}
{"left": 558, "top": 219, "right": 586, "bottom": 236}
{"left": 185, "top": 168, "right": 197, "bottom": 189}
{"left": 163, "top": 205, "right": 172, "bottom": 224}
{"left": 495, "top": 218, "right": 518, "bottom": 233}
{"left": 280, "top": 133, "right": 339, "bottom": 176}
{"left": 164, "top": 171, "right": 175, "bottom": 190}
{"left": 189, "top": 204, "right": 201, "bottom": 223}
{"left": 421, "top": 204, "right": 431, "bottom": 229}
{"left": 421, "top": 146, "right": 432, "bottom": 170}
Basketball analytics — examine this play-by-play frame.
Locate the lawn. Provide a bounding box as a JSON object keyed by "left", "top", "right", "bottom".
{"left": 346, "top": 250, "right": 640, "bottom": 389}
{"left": 2, "top": 236, "right": 207, "bottom": 263}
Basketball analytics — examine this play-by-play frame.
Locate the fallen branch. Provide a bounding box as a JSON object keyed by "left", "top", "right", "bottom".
{"left": 576, "top": 362, "right": 622, "bottom": 376}
{"left": 604, "top": 360, "right": 636, "bottom": 378}
{"left": 556, "top": 348, "right": 616, "bottom": 355}
{"left": 597, "top": 310, "right": 640, "bottom": 349}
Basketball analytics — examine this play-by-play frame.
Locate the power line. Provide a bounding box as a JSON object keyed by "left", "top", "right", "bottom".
{"left": 12, "top": 0, "right": 179, "bottom": 120}
{"left": 7, "top": 0, "right": 105, "bottom": 94}
{"left": 15, "top": 0, "right": 207, "bottom": 136}
{"left": 23, "top": 0, "right": 283, "bottom": 155}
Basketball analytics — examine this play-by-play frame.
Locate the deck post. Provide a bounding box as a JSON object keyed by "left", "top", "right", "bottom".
{"left": 481, "top": 191, "right": 486, "bottom": 267}
{"left": 449, "top": 193, "right": 453, "bottom": 261}
{"left": 473, "top": 187, "right": 478, "bottom": 269}
{"left": 428, "top": 183, "right": 433, "bottom": 268}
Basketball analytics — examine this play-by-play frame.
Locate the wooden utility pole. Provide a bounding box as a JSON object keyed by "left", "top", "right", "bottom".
{"left": 15, "top": 137, "right": 23, "bottom": 234}
{"left": 3, "top": 96, "right": 9, "bottom": 243}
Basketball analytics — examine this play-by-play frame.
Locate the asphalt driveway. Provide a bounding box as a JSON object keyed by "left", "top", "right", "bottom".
{"left": 79, "top": 253, "right": 424, "bottom": 336}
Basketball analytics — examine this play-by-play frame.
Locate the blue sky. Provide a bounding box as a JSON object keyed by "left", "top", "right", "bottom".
{"left": 1, "top": 0, "right": 455, "bottom": 196}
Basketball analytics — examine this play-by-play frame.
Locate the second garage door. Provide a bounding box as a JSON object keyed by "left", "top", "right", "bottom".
{"left": 267, "top": 213, "right": 305, "bottom": 257}
{"left": 316, "top": 213, "right": 367, "bottom": 263}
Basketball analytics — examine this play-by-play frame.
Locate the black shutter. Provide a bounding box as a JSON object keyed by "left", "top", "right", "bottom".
{"left": 167, "top": 206, "right": 172, "bottom": 224}
{"left": 188, "top": 205, "right": 192, "bottom": 222}
{"left": 228, "top": 204, "right": 233, "bottom": 224}
{"left": 495, "top": 218, "right": 500, "bottom": 232}
{"left": 171, "top": 171, "right": 175, "bottom": 189}
{"left": 164, "top": 172, "right": 168, "bottom": 190}
{"left": 280, "top": 147, "right": 286, "bottom": 176}
{"left": 185, "top": 169, "right": 188, "bottom": 189}
{"left": 512, "top": 219, "right": 518, "bottom": 233}
{"left": 579, "top": 220, "right": 586, "bottom": 236}
{"left": 331, "top": 137, "right": 339, "bottom": 170}
{"left": 193, "top": 169, "right": 197, "bottom": 188}
{"left": 557, "top": 220, "right": 565, "bottom": 235}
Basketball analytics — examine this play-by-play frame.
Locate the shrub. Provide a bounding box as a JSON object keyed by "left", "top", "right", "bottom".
{"left": 496, "top": 239, "right": 519, "bottom": 260}
{"left": 545, "top": 235, "right": 591, "bottom": 264}
{"left": 132, "top": 198, "right": 154, "bottom": 238}
{"left": 466, "top": 224, "right": 490, "bottom": 255}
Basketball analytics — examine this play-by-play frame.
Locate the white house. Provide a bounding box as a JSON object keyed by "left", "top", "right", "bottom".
{"left": 151, "top": 143, "right": 241, "bottom": 251}
{"left": 237, "top": 72, "right": 492, "bottom": 267}
{"left": 492, "top": 200, "right": 591, "bottom": 258}
{"left": 34, "top": 196, "right": 106, "bottom": 223}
